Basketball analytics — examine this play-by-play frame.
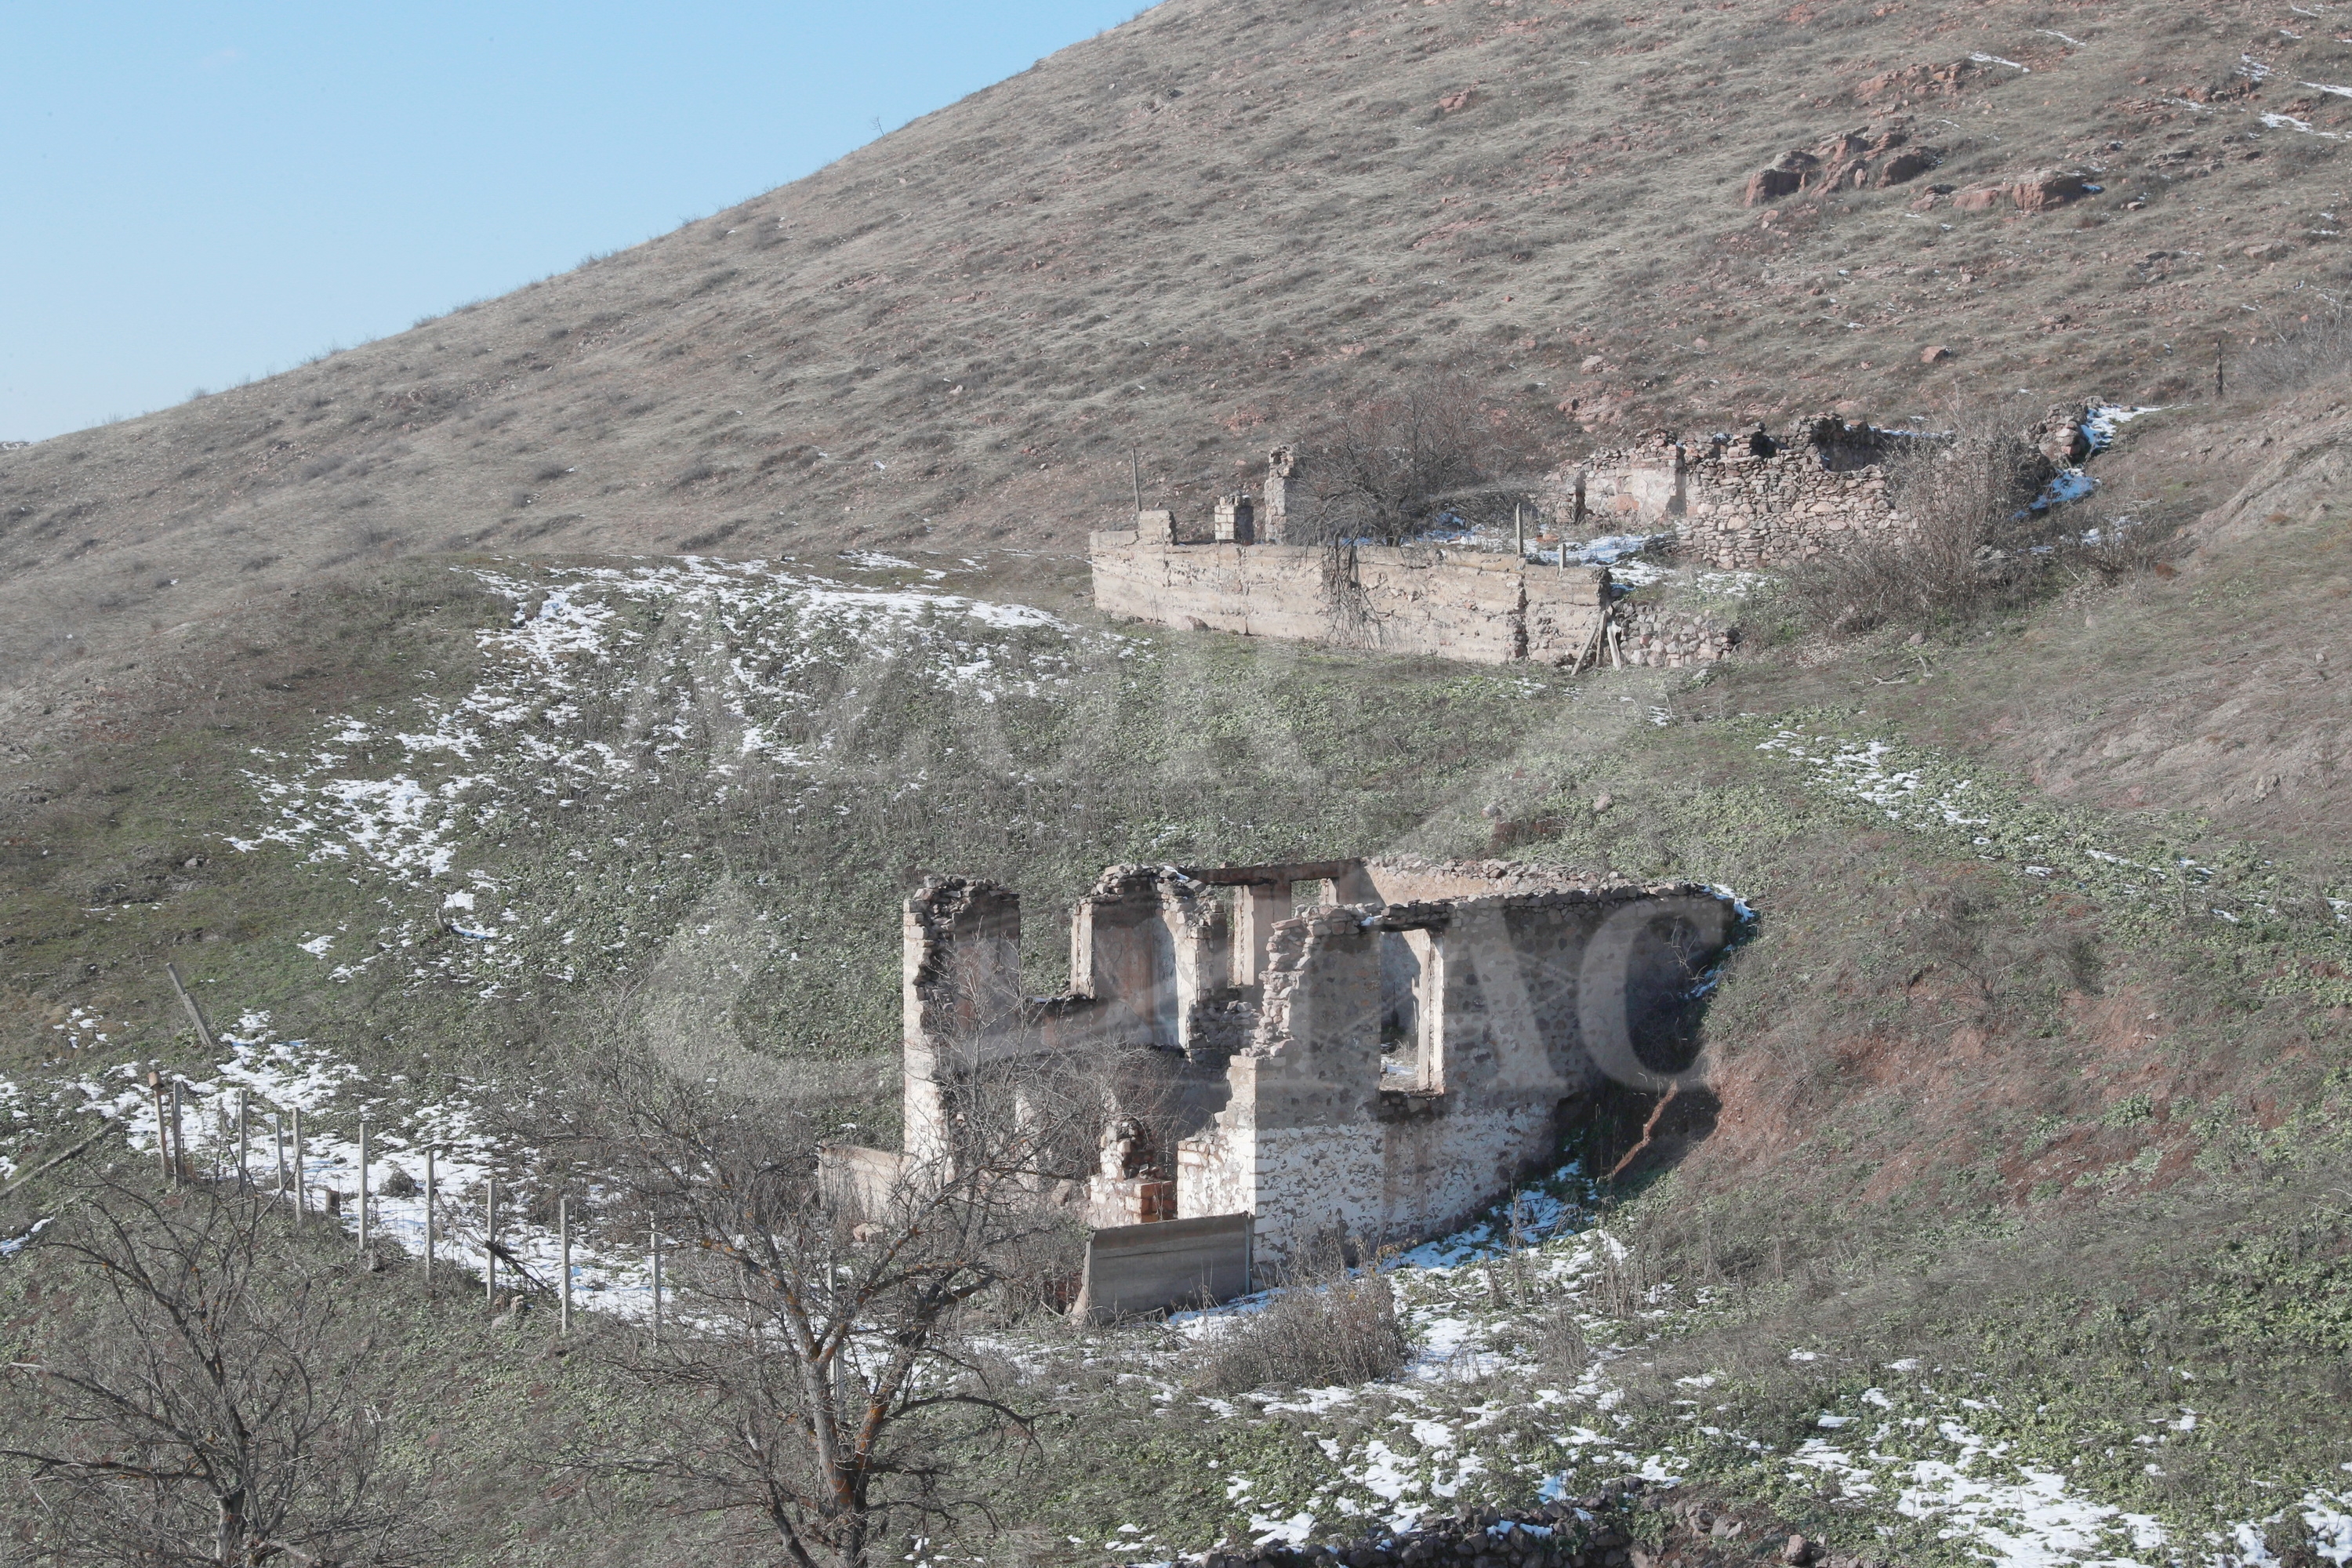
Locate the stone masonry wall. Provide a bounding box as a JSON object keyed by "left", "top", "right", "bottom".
{"left": 877, "top": 861, "right": 1733, "bottom": 1280}
{"left": 1089, "top": 532, "right": 1610, "bottom": 666}
{"left": 1574, "top": 437, "right": 1903, "bottom": 570}
{"left": 1616, "top": 601, "right": 1738, "bottom": 669}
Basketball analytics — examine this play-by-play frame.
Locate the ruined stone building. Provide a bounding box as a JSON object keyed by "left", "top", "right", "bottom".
{"left": 1565, "top": 418, "right": 1917, "bottom": 570}
{"left": 829, "top": 858, "right": 1732, "bottom": 1313}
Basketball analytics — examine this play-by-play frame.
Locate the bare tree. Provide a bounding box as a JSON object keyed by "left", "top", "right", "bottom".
{"left": 1, "top": 1181, "right": 404, "bottom": 1567}
{"left": 564, "top": 1013, "right": 1114, "bottom": 1568}
{"left": 1283, "top": 374, "right": 1547, "bottom": 645}
{"left": 1292, "top": 373, "right": 1540, "bottom": 547}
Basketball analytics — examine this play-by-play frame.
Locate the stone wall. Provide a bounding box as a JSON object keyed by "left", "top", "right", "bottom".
{"left": 1616, "top": 601, "right": 1739, "bottom": 669}
{"left": 1195, "top": 881, "right": 1730, "bottom": 1261}
{"left": 861, "top": 860, "right": 1733, "bottom": 1277}
{"left": 1089, "top": 532, "right": 1610, "bottom": 667}
{"left": 1572, "top": 428, "right": 1907, "bottom": 570}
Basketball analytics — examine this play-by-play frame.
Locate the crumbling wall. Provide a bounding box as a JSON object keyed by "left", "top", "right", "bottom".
{"left": 1617, "top": 601, "right": 1739, "bottom": 668}
{"left": 1178, "top": 880, "right": 1733, "bottom": 1265}
{"left": 1088, "top": 532, "right": 1610, "bottom": 666}
{"left": 874, "top": 860, "right": 1734, "bottom": 1280}
{"left": 900, "top": 876, "right": 1027, "bottom": 1171}
{"left": 1573, "top": 430, "right": 1904, "bottom": 569}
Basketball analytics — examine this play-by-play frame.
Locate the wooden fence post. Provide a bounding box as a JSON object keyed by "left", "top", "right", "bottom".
{"left": 485, "top": 1178, "right": 498, "bottom": 1305}
{"left": 236, "top": 1091, "right": 249, "bottom": 1189}
{"left": 649, "top": 1222, "right": 662, "bottom": 1346}
{"left": 273, "top": 1112, "right": 285, "bottom": 1200}
{"left": 292, "top": 1108, "right": 305, "bottom": 1224}
{"left": 169, "top": 1080, "right": 184, "bottom": 1185}
{"left": 149, "top": 1073, "right": 172, "bottom": 1187}
{"left": 163, "top": 962, "right": 216, "bottom": 1052}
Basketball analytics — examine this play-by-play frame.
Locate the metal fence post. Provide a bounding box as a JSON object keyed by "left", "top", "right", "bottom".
{"left": 357, "top": 1119, "right": 369, "bottom": 1254}
{"left": 559, "top": 1197, "right": 572, "bottom": 1337}
{"left": 424, "top": 1148, "right": 436, "bottom": 1293}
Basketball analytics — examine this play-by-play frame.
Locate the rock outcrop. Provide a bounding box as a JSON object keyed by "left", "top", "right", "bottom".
{"left": 1740, "top": 120, "right": 1941, "bottom": 205}
{"left": 1946, "top": 170, "right": 2100, "bottom": 215}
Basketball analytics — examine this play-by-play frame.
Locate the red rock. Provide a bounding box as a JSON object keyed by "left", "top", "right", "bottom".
{"left": 1878, "top": 148, "right": 1941, "bottom": 185}
{"left": 1921, "top": 345, "right": 1952, "bottom": 363}
{"left": 1744, "top": 167, "right": 1805, "bottom": 205}
{"left": 1952, "top": 184, "right": 2008, "bottom": 211}
{"left": 2010, "top": 170, "right": 2095, "bottom": 212}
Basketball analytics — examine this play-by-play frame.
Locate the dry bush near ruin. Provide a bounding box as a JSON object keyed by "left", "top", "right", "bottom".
{"left": 2234, "top": 310, "right": 2352, "bottom": 397}
{"left": 1784, "top": 403, "right": 2053, "bottom": 634}
{"left": 1191, "top": 1261, "right": 1408, "bottom": 1396}
{"left": 0, "top": 1181, "right": 410, "bottom": 1568}
{"left": 1288, "top": 374, "right": 1547, "bottom": 549}
{"left": 543, "top": 1015, "right": 1109, "bottom": 1568}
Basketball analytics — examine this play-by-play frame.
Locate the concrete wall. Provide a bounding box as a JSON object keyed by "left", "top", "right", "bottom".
{"left": 1073, "top": 1212, "right": 1254, "bottom": 1320}
{"left": 815, "top": 1143, "right": 911, "bottom": 1220}
{"left": 1089, "top": 533, "right": 1610, "bottom": 666}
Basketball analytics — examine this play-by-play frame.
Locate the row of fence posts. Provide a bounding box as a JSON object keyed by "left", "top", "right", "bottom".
{"left": 141, "top": 1072, "right": 667, "bottom": 1344}
{"left": 146, "top": 965, "right": 667, "bottom": 1341}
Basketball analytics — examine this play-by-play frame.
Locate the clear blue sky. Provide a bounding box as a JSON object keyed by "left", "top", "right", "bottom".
{"left": 0, "top": 2, "right": 1142, "bottom": 441}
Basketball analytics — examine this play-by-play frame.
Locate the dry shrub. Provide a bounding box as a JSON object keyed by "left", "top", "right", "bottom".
{"left": 1291, "top": 373, "right": 1544, "bottom": 546}
{"left": 1192, "top": 1270, "right": 1410, "bottom": 1395}
{"left": 2234, "top": 311, "right": 2352, "bottom": 397}
{"left": 1289, "top": 373, "right": 1548, "bottom": 646}
{"left": 1533, "top": 1298, "right": 1591, "bottom": 1381}
{"left": 1785, "top": 404, "right": 2052, "bottom": 634}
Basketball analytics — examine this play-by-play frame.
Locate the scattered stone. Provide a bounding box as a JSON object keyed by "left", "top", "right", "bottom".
{"left": 1855, "top": 58, "right": 1983, "bottom": 104}
{"left": 1592, "top": 793, "right": 1614, "bottom": 814}
{"left": 2027, "top": 402, "right": 2093, "bottom": 466}
{"left": 1784, "top": 1534, "right": 1814, "bottom": 1566}
{"left": 1920, "top": 344, "right": 1951, "bottom": 363}
{"left": 1740, "top": 122, "right": 1941, "bottom": 205}
{"left": 1951, "top": 184, "right": 2007, "bottom": 211}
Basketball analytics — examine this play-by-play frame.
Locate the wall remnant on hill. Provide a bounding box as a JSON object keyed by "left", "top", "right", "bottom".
{"left": 1568, "top": 421, "right": 1917, "bottom": 569}
{"left": 831, "top": 859, "right": 1733, "bottom": 1286}
{"left": 1090, "top": 530, "right": 1612, "bottom": 666}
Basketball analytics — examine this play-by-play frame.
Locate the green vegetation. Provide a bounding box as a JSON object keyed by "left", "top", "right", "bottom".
{"left": 6, "top": 421, "right": 2352, "bottom": 1566}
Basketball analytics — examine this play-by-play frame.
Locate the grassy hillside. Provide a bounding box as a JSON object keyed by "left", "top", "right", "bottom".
{"left": 9, "top": 0, "right": 2352, "bottom": 742}
{"left": 6, "top": 0, "right": 2352, "bottom": 1563}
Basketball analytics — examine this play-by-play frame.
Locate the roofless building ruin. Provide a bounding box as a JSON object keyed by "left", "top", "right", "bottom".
{"left": 822, "top": 859, "right": 1733, "bottom": 1318}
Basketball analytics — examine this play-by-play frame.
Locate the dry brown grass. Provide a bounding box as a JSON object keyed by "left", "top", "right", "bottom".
{"left": 1192, "top": 1264, "right": 1409, "bottom": 1396}
{"left": 6, "top": 0, "right": 2349, "bottom": 744}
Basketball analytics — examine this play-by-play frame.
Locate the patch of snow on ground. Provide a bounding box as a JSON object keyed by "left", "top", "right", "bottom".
{"left": 23, "top": 1025, "right": 664, "bottom": 1323}
{"left": 220, "top": 556, "right": 1120, "bottom": 996}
